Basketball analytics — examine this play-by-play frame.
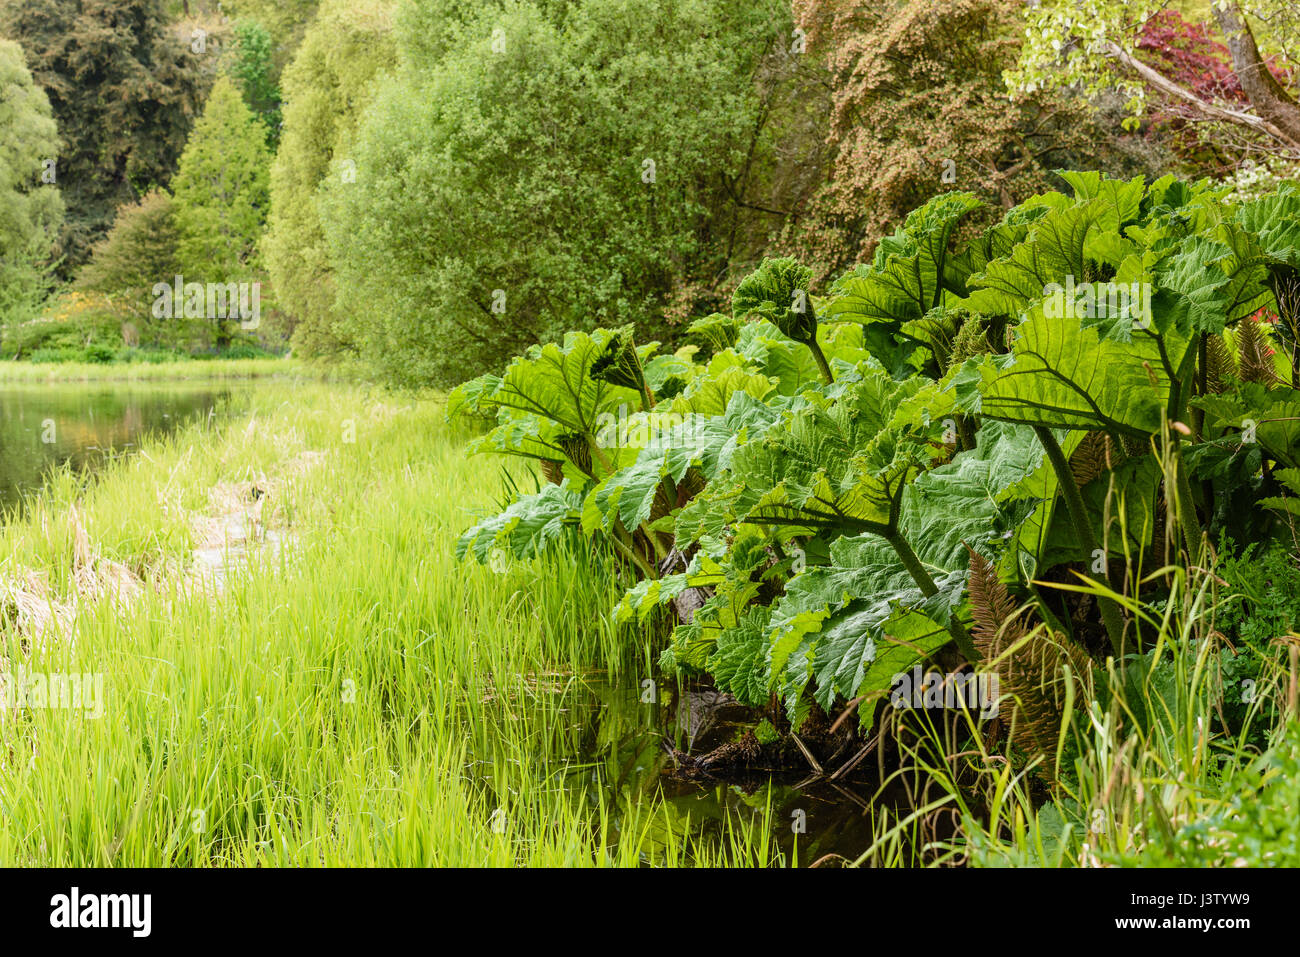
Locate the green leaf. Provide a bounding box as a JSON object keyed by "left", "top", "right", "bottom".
{"left": 590, "top": 323, "right": 653, "bottom": 400}
{"left": 581, "top": 412, "right": 737, "bottom": 536}
{"left": 643, "top": 348, "right": 698, "bottom": 397}
{"left": 946, "top": 203, "right": 1049, "bottom": 294}
{"left": 1195, "top": 383, "right": 1300, "bottom": 470}
{"left": 465, "top": 413, "right": 568, "bottom": 466}
{"left": 468, "top": 328, "right": 640, "bottom": 436}
{"left": 614, "top": 555, "right": 724, "bottom": 624}
{"left": 767, "top": 534, "right": 966, "bottom": 719}
{"left": 668, "top": 361, "right": 775, "bottom": 416}
{"left": 676, "top": 372, "right": 932, "bottom": 548}
{"left": 828, "top": 192, "right": 982, "bottom": 321}
{"left": 456, "top": 482, "right": 583, "bottom": 564}
{"left": 1234, "top": 184, "right": 1300, "bottom": 269}
{"left": 904, "top": 419, "right": 1052, "bottom": 563}
{"left": 1055, "top": 170, "right": 1146, "bottom": 229}
{"left": 980, "top": 299, "right": 1189, "bottom": 436}
{"left": 706, "top": 605, "right": 772, "bottom": 706}
{"left": 735, "top": 319, "right": 823, "bottom": 394}
{"left": 446, "top": 372, "right": 503, "bottom": 422}
{"left": 687, "top": 312, "right": 740, "bottom": 354}
{"left": 733, "top": 257, "right": 818, "bottom": 344}
{"left": 964, "top": 198, "right": 1122, "bottom": 318}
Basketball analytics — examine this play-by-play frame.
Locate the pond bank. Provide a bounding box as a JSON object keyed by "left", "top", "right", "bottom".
{"left": 0, "top": 380, "right": 805, "bottom": 866}
{"left": 0, "top": 357, "right": 301, "bottom": 383}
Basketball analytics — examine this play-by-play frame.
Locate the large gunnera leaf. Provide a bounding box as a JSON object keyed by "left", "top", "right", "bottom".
{"left": 823, "top": 192, "right": 983, "bottom": 373}
{"left": 826, "top": 191, "right": 982, "bottom": 326}
{"left": 587, "top": 392, "right": 790, "bottom": 569}
{"left": 964, "top": 199, "right": 1123, "bottom": 319}
{"left": 450, "top": 328, "right": 640, "bottom": 437}
{"left": 980, "top": 300, "right": 1190, "bottom": 436}
{"left": 675, "top": 372, "right": 932, "bottom": 549}
{"left": 766, "top": 534, "right": 967, "bottom": 720}
{"left": 456, "top": 482, "right": 583, "bottom": 564}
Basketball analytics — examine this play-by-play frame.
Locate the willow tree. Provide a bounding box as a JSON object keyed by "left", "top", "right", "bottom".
{"left": 261, "top": 0, "right": 397, "bottom": 355}
{"left": 320, "top": 0, "right": 802, "bottom": 388}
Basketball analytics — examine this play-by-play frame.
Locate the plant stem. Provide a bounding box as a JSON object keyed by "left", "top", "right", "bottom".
{"left": 884, "top": 528, "right": 937, "bottom": 595}
{"left": 958, "top": 415, "right": 977, "bottom": 453}
{"left": 1033, "top": 425, "right": 1126, "bottom": 660}
{"left": 884, "top": 528, "right": 979, "bottom": 662}
{"left": 1167, "top": 342, "right": 1209, "bottom": 555}
{"left": 806, "top": 338, "right": 835, "bottom": 385}
{"left": 1173, "top": 444, "right": 1207, "bottom": 560}
{"left": 611, "top": 528, "right": 656, "bottom": 580}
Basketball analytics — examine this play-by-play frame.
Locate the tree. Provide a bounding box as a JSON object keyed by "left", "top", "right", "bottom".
{"left": 0, "top": 38, "right": 63, "bottom": 326}
{"left": 170, "top": 73, "right": 272, "bottom": 346}
{"left": 261, "top": 0, "right": 397, "bottom": 355}
{"left": 78, "top": 190, "right": 181, "bottom": 340}
{"left": 230, "top": 19, "right": 281, "bottom": 145}
{"left": 788, "top": 0, "right": 1169, "bottom": 272}
{"left": 1009, "top": 0, "right": 1300, "bottom": 156}
{"left": 222, "top": 0, "right": 319, "bottom": 69}
{"left": 0, "top": 0, "right": 210, "bottom": 270}
{"left": 319, "top": 0, "right": 804, "bottom": 387}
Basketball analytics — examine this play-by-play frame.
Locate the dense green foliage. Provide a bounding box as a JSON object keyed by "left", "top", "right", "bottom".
{"left": 0, "top": 0, "right": 209, "bottom": 270}
{"left": 261, "top": 0, "right": 397, "bottom": 355}
{"left": 170, "top": 74, "right": 272, "bottom": 347}
{"left": 788, "top": 0, "right": 1170, "bottom": 272}
{"left": 1011, "top": 0, "right": 1300, "bottom": 157}
{"left": 78, "top": 190, "right": 179, "bottom": 307}
{"left": 451, "top": 174, "right": 1300, "bottom": 737}
{"left": 223, "top": 0, "right": 318, "bottom": 66}
{"left": 229, "top": 19, "right": 281, "bottom": 145}
{"left": 319, "top": 0, "right": 806, "bottom": 387}
{"left": 0, "top": 380, "right": 780, "bottom": 866}
{"left": 0, "top": 38, "right": 62, "bottom": 326}
{"left": 5, "top": 0, "right": 1300, "bottom": 868}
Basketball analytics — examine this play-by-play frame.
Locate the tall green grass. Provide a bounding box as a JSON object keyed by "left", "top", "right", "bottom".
{"left": 0, "top": 382, "right": 778, "bottom": 866}
{"left": 847, "top": 475, "right": 1300, "bottom": 868}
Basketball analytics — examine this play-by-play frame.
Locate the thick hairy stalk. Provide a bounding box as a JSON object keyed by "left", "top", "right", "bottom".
{"left": 1033, "top": 426, "right": 1126, "bottom": 659}
{"left": 610, "top": 527, "right": 656, "bottom": 580}
{"left": 1168, "top": 343, "right": 1209, "bottom": 557}
{"left": 884, "top": 527, "right": 979, "bottom": 663}
{"left": 806, "top": 338, "right": 834, "bottom": 385}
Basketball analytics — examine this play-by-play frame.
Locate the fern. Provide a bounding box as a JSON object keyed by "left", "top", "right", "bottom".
{"left": 1235, "top": 318, "right": 1279, "bottom": 386}
{"left": 968, "top": 549, "right": 1094, "bottom": 767}
{"left": 1205, "top": 332, "right": 1237, "bottom": 394}
{"left": 1068, "top": 431, "right": 1119, "bottom": 487}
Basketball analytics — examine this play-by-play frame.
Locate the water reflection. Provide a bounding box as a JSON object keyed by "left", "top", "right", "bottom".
{"left": 473, "top": 673, "right": 885, "bottom": 866}
{"left": 0, "top": 384, "right": 245, "bottom": 511}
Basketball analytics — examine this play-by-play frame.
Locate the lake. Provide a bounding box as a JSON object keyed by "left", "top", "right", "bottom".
{"left": 0, "top": 382, "right": 251, "bottom": 512}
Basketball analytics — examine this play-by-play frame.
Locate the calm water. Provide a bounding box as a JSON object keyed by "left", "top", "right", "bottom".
{"left": 0, "top": 382, "right": 249, "bottom": 511}
{"left": 479, "top": 676, "right": 887, "bottom": 866}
